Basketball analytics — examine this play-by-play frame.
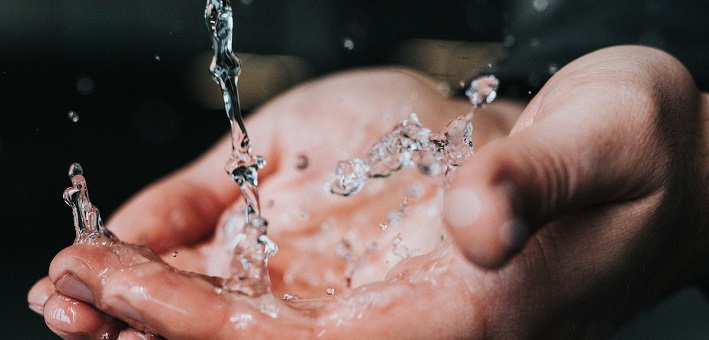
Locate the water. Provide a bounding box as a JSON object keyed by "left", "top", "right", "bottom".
{"left": 325, "top": 75, "right": 498, "bottom": 281}
{"left": 67, "top": 110, "right": 79, "bottom": 123}
{"left": 59, "top": 2, "right": 499, "bottom": 324}
{"left": 295, "top": 153, "right": 309, "bottom": 170}
{"left": 205, "top": 0, "right": 276, "bottom": 296}
{"left": 392, "top": 233, "right": 411, "bottom": 259}
{"left": 63, "top": 164, "right": 162, "bottom": 271}
{"left": 325, "top": 75, "right": 498, "bottom": 197}
{"left": 63, "top": 163, "right": 114, "bottom": 243}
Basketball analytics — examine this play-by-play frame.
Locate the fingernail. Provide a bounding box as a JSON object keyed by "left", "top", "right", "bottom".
{"left": 499, "top": 219, "right": 528, "bottom": 253}
{"left": 28, "top": 303, "right": 43, "bottom": 315}
{"left": 55, "top": 274, "right": 95, "bottom": 304}
{"left": 444, "top": 188, "right": 481, "bottom": 229}
{"left": 27, "top": 281, "right": 51, "bottom": 315}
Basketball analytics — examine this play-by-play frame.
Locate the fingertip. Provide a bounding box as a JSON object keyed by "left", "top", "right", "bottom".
{"left": 43, "top": 292, "right": 122, "bottom": 340}
{"left": 118, "top": 328, "right": 163, "bottom": 340}
{"left": 48, "top": 245, "right": 97, "bottom": 286}
{"left": 28, "top": 277, "right": 54, "bottom": 315}
{"left": 444, "top": 162, "right": 529, "bottom": 268}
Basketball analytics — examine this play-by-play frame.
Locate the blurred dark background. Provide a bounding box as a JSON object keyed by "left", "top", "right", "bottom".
{"left": 1, "top": 1, "right": 708, "bottom": 338}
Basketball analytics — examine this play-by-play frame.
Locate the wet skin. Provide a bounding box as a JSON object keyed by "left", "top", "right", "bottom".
{"left": 29, "top": 46, "right": 709, "bottom": 338}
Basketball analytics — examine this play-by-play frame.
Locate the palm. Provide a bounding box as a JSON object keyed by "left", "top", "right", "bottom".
{"left": 33, "top": 69, "right": 516, "bottom": 338}
{"left": 156, "top": 69, "right": 507, "bottom": 336}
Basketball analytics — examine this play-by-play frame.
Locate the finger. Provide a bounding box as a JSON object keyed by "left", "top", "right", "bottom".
{"left": 444, "top": 86, "right": 666, "bottom": 268}
{"left": 50, "top": 243, "right": 312, "bottom": 339}
{"left": 43, "top": 292, "right": 124, "bottom": 340}
{"left": 107, "top": 112, "right": 279, "bottom": 253}
{"left": 117, "top": 328, "right": 164, "bottom": 340}
{"left": 318, "top": 249, "right": 483, "bottom": 338}
{"left": 28, "top": 276, "right": 54, "bottom": 315}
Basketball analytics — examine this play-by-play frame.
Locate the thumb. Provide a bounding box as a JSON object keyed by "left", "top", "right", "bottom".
{"left": 443, "top": 100, "right": 662, "bottom": 268}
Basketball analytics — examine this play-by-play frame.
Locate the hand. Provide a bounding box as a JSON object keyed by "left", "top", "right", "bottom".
{"left": 29, "top": 45, "right": 709, "bottom": 338}
{"left": 28, "top": 68, "right": 520, "bottom": 339}
{"left": 443, "top": 45, "right": 709, "bottom": 335}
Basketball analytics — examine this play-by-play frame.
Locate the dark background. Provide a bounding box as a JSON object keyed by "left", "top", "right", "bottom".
{"left": 1, "top": 1, "right": 708, "bottom": 338}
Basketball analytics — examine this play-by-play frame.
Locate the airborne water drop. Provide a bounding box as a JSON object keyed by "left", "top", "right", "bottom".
{"left": 68, "top": 110, "right": 79, "bottom": 123}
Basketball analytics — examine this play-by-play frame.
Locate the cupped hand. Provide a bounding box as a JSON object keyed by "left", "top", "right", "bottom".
{"left": 28, "top": 68, "right": 520, "bottom": 339}
{"left": 443, "top": 45, "right": 709, "bottom": 336}
{"left": 29, "top": 45, "right": 709, "bottom": 339}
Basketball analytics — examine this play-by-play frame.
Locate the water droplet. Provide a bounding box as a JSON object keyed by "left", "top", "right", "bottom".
{"left": 68, "top": 110, "right": 79, "bottom": 123}
{"left": 76, "top": 76, "right": 95, "bottom": 95}
{"left": 326, "top": 159, "right": 370, "bottom": 196}
{"left": 343, "top": 37, "right": 354, "bottom": 51}
{"left": 335, "top": 239, "right": 353, "bottom": 260}
{"left": 532, "top": 0, "right": 549, "bottom": 11}
{"left": 436, "top": 82, "right": 451, "bottom": 96}
{"left": 400, "top": 198, "right": 409, "bottom": 208}
{"left": 407, "top": 184, "right": 424, "bottom": 199}
{"left": 154, "top": 55, "right": 161, "bottom": 61}
{"left": 379, "top": 223, "right": 388, "bottom": 231}
{"left": 387, "top": 210, "right": 404, "bottom": 226}
{"left": 548, "top": 63, "right": 559, "bottom": 75}
{"left": 326, "top": 287, "right": 335, "bottom": 295}
{"left": 503, "top": 35, "right": 516, "bottom": 48}
{"left": 529, "top": 38, "right": 541, "bottom": 49}
{"left": 282, "top": 293, "right": 294, "bottom": 300}
{"left": 172, "top": 251, "right": 178, "bottom": 257}
{"left": 392, "top": 233, "right": 411, "bottom": 259}
{"left": 465, "top": 75, "right": 499, "bottom": 108}
{"left": 295, "top": 153, "right": 309, "bottom": 170}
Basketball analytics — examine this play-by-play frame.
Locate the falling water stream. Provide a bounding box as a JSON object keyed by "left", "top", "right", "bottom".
{"left": 205, "top": 0, "right": 276, "bottom": 297}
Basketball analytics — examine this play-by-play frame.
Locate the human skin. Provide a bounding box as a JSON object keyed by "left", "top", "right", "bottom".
{"left": 29, "top": 45, "right": 709, "bottom": 338}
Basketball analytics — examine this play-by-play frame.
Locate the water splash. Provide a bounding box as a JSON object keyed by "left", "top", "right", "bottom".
{"left": 63, "top": 163, "right": 114, "bottom": 243}
{"left": 205, "top": 0, "right": 276, "bottom": 297}
{"left": 464, "top": 75, "right": 499, "bottom": 109}
{"left": 326, "top": 75, "right": 498, "bottom": 197}
{"left": 221, "top": 211, "right": 277, "bottom": 296}
{"left": 392, "top": 233, "right": 411, "bottom": 259}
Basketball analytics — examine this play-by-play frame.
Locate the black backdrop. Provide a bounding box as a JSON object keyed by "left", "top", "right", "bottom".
{"left": 2, "top": 1, "right": 709, "bottom": 338}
